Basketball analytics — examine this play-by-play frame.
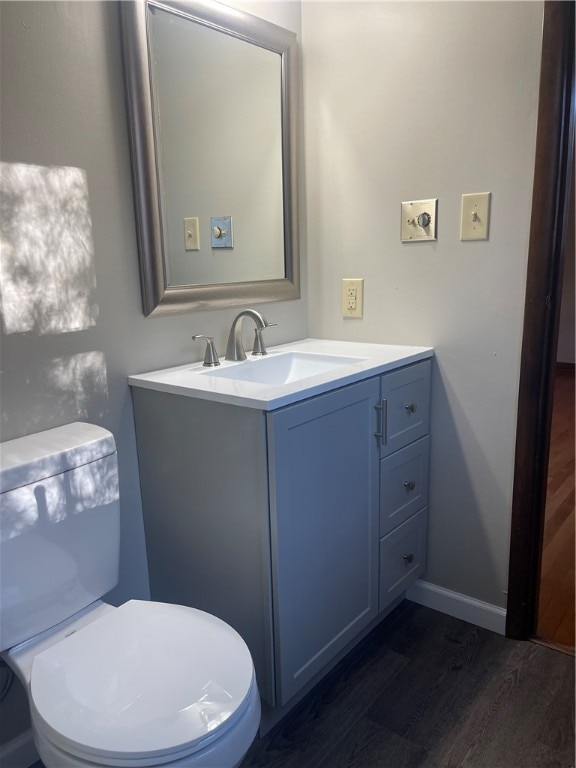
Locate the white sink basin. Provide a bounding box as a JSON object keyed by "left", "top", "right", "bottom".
{"left": 199, "top": 352, "right": 367, "bottom": 386}
{"left": 128, "top": 339, "right": 434, "bottom": 410}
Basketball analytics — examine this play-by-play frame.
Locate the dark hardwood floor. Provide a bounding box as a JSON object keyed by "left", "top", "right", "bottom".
{"left": 30, "top": 603, "right": 575, "bottom": 768}
{"left": 536, "top": 365, "right": 575, "bottom": 653}
{"left": 242, "top": 602, "right": 575, "bottom": 768}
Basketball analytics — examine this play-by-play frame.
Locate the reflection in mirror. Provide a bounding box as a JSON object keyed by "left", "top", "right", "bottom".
{"left": 149, "top": 6, "right": 284, "bottom": 287}
{"left": 120, "top": 0, "right": 299, "bottom": 316}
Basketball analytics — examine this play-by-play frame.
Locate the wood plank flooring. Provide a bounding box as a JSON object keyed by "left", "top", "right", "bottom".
{"left": 536, "top": 365, "right": 575, "bottom": 653}
{"left": 242, "top": 602, "right": 575, "bottom": 768}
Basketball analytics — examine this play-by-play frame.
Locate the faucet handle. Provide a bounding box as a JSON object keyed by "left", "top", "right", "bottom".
{"left": 192, "top": 335, "right": 220, "bottom": 367}
{"left": 252, "top": 323, "right": 278, "bottom": 356}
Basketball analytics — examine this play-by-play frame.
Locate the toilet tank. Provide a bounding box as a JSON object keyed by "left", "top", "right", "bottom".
{"left": 0, "top": 423, "right": 120, "bottom": 651}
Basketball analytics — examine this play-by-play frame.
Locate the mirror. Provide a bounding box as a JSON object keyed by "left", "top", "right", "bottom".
{"left": 120, "top": 0, "right": 299, "bottom": 316}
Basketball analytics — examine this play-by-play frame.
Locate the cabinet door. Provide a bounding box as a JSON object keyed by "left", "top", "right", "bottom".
{"left": 378, "top": 359, "right": 431, "bottom": 457}
{"left": 267, "top": 378, "right": 380, "bottom": 705}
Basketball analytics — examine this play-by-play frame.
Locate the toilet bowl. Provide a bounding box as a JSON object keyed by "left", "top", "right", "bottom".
{"left": 0, "top": 423, "right": 260, "bottom": 768}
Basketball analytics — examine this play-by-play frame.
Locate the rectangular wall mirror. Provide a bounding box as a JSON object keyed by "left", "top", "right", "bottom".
{"left": 120, "top": 0, "right": 300, "bottom": 316}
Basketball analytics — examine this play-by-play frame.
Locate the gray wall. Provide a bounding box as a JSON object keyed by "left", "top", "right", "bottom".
{"left": 0, "top": 0, "right": 306, "bottom": 594}
{"left": 302, "top": 1, "right": 543, "bottom": 609}
{"left": 0, "top": 0, "right": 305, "bottom": 751}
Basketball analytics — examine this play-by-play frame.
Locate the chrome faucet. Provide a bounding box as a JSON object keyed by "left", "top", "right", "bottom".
{"left": 192, "top": 335, "right": 220, "bottom": 367}
{"left": 225, "top": 309, "right": 276, "bottom": 361}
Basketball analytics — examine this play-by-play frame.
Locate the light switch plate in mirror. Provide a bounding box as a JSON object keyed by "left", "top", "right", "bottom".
{"left": 211, "top": 217, "right": 233, "bottom": 248}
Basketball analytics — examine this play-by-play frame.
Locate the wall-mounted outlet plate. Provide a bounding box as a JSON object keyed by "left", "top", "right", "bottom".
{"left": 341, "top": 278, "right": 364, "bottom": 318}
{"left": 210, "top": 216, "right": 233, "bottom": 248}
{"left": 401, "top": 199, "right": 437, "bottom": 242}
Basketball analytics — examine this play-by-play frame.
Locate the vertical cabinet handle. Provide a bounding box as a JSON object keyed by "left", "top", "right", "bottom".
{"left": 374, "top": 399, "right": 388, "bottom": 445}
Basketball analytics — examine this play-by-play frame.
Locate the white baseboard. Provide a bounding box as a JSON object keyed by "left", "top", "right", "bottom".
{"left": 0, "top": 729, "right": 39, "bottom": 768}
{"left": 406, "top": 579, "right": 507, "bottom": 635}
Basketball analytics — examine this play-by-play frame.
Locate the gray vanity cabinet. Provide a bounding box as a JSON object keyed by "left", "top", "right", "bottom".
{"left": 131, "top": 357, "right": 431, "bottom": 716}
{"left": 376, "top": 359, "right": 431, "bottom": 611}
{"left": 266, "top": 377, "right": 380, "bottom": 705}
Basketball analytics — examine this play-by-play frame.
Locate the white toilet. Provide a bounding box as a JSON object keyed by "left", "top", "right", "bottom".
{"left": 0, "top": 422, "right": 261, "bottom": 768}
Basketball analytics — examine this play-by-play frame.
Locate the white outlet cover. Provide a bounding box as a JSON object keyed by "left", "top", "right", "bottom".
{"left": 401, "top": 199, "right": 437, "bottom": 242}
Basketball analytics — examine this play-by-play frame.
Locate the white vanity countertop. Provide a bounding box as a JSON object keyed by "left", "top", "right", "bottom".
{"left": 128, "top": 338, "right": 433, "bottom": 411}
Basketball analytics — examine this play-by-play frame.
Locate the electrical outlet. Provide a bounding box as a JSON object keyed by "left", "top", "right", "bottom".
{"left": 342, "top": 278, "right": 364, "bottom": 318}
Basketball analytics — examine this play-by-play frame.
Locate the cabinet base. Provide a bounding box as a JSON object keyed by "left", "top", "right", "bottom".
{"left": 258, "top": 594, "right": 405, "bottom": 737}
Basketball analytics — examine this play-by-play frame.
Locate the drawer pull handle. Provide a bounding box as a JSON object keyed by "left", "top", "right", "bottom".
{"left": 374, "top": 399, "right": 388, "bottom": 445}
{"left": 404, "top": 480, "right": 416, "bottom": 491}
{"left": 403, "top": 553, "right": 414, "bottom": 564}
{"left": 405, "top": 403, "right": 418, "bottom": 414}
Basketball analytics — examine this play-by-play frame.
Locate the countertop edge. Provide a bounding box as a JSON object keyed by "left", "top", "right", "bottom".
{"left": 128, "top": 341, "right": 434, "bottom": 411}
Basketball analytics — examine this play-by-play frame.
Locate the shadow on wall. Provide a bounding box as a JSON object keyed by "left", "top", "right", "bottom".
{"left": 0, "top": 162, "right": 99, "bottom": 335}
{"left": 426, "top": 357, "right": 510, "bottom": 608}
{"left": 0, "top": 162, "right": 109, "bottom": 435}
{"left": 0, "top": 348, "right": 109, "bottom": 434}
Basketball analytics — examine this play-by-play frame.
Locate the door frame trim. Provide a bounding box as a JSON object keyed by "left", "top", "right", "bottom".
{"left": 506, "top": 1, "right": 575, "bottom": 639}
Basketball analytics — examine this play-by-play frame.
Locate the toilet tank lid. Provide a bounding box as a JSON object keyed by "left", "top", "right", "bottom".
{"left": 0, "top": 422, "right": 116, "bottom": 493}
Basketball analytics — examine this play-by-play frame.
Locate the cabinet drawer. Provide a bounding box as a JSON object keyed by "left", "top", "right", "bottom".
{"left": 380, "top": 436, "right": 429, "bottom": 536}
{"left": 378, "top": 359, "right": 431, "bottom": 457}
{"left": 379, "top": 508, "right": 427, "bottom": 612}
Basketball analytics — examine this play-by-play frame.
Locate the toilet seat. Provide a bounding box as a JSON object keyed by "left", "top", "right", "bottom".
{"left": 29, "top": 600, "right": 257, "bottom": 765}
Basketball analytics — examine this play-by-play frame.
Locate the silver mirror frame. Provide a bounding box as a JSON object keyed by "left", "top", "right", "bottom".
{"left": 120, "top": 0, "right": 300, "bottom": 316}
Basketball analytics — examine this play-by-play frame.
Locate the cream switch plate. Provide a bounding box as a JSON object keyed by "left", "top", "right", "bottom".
{"left": 341, "top": 278, "right": 364, "bottom": 318}
{"left": 401, "top": 199, "right": 437, "bottom": 242}
{"left": 184, "top": 217, "right": 200, "bottom": 251}
{"left": 460, "top": 193, "right": 491, "bottom": 240}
